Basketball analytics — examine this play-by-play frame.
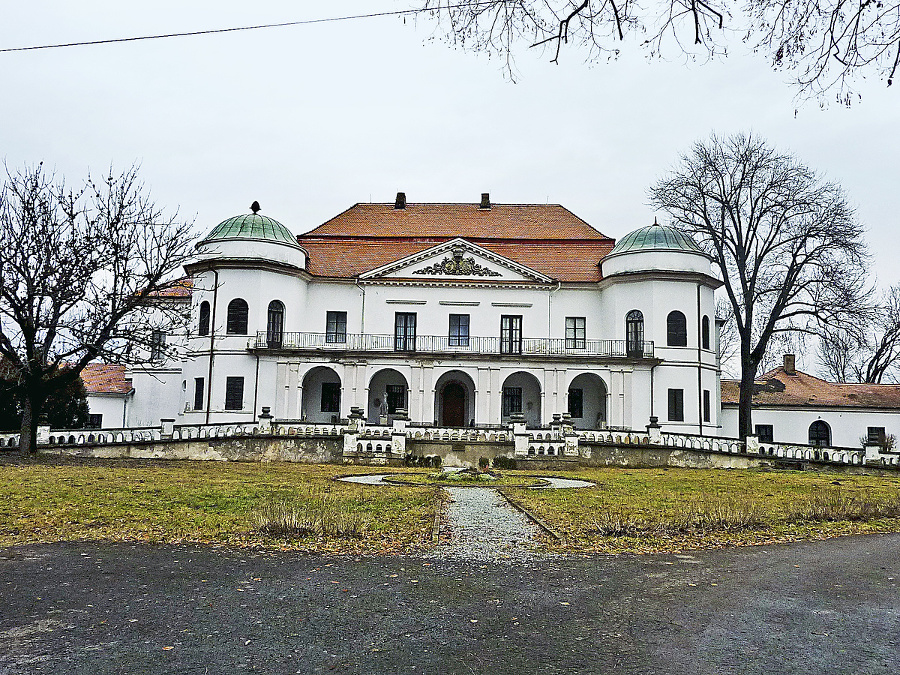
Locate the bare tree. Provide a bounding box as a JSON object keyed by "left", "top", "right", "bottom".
{"left": 420, "top": 1, "right": 900, "bottom": 102}
{"left": 818, "top": 285, "right": 900, "bottom": 383}
{"left": 0, "top": 164, "right": 195, "bottom": 452}
{"left": 649, "top": 133, "right": 869, "bottom": 439}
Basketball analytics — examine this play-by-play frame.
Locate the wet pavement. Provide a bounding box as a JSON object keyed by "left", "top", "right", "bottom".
{"left": 1, "top": 534, "right": 899, "bottom": 674}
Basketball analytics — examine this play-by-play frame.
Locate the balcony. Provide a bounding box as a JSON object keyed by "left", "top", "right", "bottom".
{"left": 253, "top": 331, "right": 654, "bottom": 359}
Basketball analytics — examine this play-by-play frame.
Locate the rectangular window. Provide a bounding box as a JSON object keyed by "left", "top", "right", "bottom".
{"left": 703, "top": 389, "right": 711, "bottom": 423}
{"left": 87, "top": 414, "right": 102, "bottom": 429}
{"left": 565, "top": 317, "right": 586, "bottom": 349}
{"left": 502, "top": 387, "right": 523, "bottom": 416}
{"left": 500, "top": 315, "right": 522, "bottom": 354}
{"left": 326, "top": 311, "right": 347, "bottom": 343}
{"left": 394, "top": 312, "right": 417, "bottom": 351}
{"left": 449, "top": 314, "right": 470, "bottom": 346}
{"left": 867, "top": 427, "right": 886, "bottom": 444}
{"left": 755, "top": 424, "right": 774, "bottom": 443}
{"left": 667, "top": 388, "right": 684, "bottom": 422}
{"left": 568, "top": 388, "right": 584, "bottom": 419}
{"left": 386, "top": 384, "right": 406, "bottom": 414}
{"left": 150, "top": 330, "right": 166, "bottom": 361}
{"left": 224, "top": 376, "right": 244, "bottom": 411}
{"left": 194, "top": 377, "right": 205, "bottom": 410}
{"left": 321, "top": 382, "right": 341, "bottom": 413}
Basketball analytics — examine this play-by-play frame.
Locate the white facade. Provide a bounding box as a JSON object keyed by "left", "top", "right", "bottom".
{"left": 121, "top": 200, "right": 725, "bottom": 435}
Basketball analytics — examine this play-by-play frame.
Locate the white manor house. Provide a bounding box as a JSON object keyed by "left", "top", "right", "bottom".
{"left": 89, "top": 193, "right": 725, "bottom": 436}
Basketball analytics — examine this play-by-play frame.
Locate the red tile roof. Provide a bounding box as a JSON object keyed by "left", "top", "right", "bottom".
{"left": 297, "top": 203, "right": 616, "bottom": 282}
{"left": 80, "top": 364, "right": 132, "bottom": 395}
{"left": 150, "top": 278, "right": 193, "bottom": 298}
{"left": 721, "top": 367, "right": 900, "bottom": 410}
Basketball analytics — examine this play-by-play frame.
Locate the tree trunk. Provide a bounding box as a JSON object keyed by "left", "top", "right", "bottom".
{"left": 737, "top": 371, "right": 755, "bottom": 441}
{"left": 18, "top": 393, "right": 44, "bottom": 454}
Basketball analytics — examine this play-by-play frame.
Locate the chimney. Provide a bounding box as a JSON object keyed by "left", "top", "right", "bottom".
{"left": 784, "top": 354, "right": 796, "bottom": 375}
{"left": 479, "top": 192, "right": 491, "bottom": 210}
{"left": 394, "top": 192, "right": 406, "bottom": 210}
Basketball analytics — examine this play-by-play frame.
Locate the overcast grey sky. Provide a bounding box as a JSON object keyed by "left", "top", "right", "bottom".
{"left": 2, "top": 1, "right": 898, "bottom": 290}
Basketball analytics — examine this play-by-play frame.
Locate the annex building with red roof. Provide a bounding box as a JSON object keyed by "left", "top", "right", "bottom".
{"left": 110, "top": 193, "right": 724, "bottom": 435}
{"left": 721, "top": 355, "right": 900, "bottom": 450}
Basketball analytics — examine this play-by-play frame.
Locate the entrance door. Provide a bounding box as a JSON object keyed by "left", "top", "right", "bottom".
{"left": 441, "top": 382, "right": 466, "bottom": 427}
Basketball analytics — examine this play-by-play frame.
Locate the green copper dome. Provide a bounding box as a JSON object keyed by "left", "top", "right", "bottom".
{"left": 200, "top": 210, "right": 300, "bottom": 248}
{"left": 609, "top": 223, "right": 704, "bottom": 256}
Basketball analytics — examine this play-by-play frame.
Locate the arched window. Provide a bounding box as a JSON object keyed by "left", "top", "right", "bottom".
{"left": 626, "top": 310, "right": 644, "bottom": 357}
{"left": 701, "top": 315, "right": 710, "bottom": 350}
{"left": 226, "top": 298, "right": 249, "bottom": 335}
{"left": 667, "top": 311, "right": 687, "bottom": 346}
{"left": 267, "top": 300, "right": 284, "bottom": 347}
{"left": 198, "top": 301, "right": 210, "bottom": 336}
{"left": 809, "top": 420, "right": 831, "bottom": 447}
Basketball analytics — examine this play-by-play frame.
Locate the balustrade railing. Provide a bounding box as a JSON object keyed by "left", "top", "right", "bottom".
{"left": 253, "top": 331, "right": 654, "bottom": 358}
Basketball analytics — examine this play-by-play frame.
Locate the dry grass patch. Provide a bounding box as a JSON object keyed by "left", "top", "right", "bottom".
{"left": 505, "top": 467, "right": 900, "bottom": 553}
{"left": 0, "top": 456, "right": 435, "bottom": 554}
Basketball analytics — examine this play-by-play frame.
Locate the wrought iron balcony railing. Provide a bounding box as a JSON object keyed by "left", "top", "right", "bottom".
{"left": 254, "top": 331, "right": 654, "bottom": 358}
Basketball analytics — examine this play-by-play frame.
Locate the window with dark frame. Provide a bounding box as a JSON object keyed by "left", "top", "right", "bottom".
{"left": 150, "top": 330, "right": 166, "bottom": 361}
{"left": 394, "top": 312, "right": 417, "bottom": 351}
{"left": 500, "top": 315, "right": 522, "bottom": 354}
{"left": 224, "top": 376, "right": 244, "bottom": 411}
{"left": 808, "top": 420, "right": 831, "bottom": 447}
{"left": 266, "top": 300, "right": 284, "bottom": 347}
{"left": 703, "top": 389, "right": 711, "bottom": 423}
{"left": 755, "top": 424, "right": 774, "bottom": 443}
{"left": 198, "top": 301, "right": 210, "bottom": 336}
{"left": 386, "top": 384, "right": 406, "bottom": 414}
{"left": 667, "top": 311, "right": 688, "bottom": 346}
{"left": 226, "top": 298, "right": 249, "bottom": 335}
{"left": 667, "top": 388, "right": 684, "bottom": 421}
{"left": 321, "top": 382, "right": 341, "bottom": 413}
{"left": 326, "top": 311, "right": 347, "bottom": 343}
{"left": 626, "top": 310, "right": 644, "bottom": 356}
{"left": 87, "top": 414, "right": 102, "bottom": 429}
{"left": 502, "top": 387, "right": 523, "bottom": 416}
{"left": 566, "top": 317, "right": 586, "bottom": 349}
{"left": 701, "top": 315, "right": 711, "bottom": 350}
{"left": 867, "top": 427, "right": 886, "bottom": 444}
{"left": 568, "top": 388, "right": 584, "bottom": 418}
{"left": 449, "top": 314, "right": 470, "bottom": 346}
{"left": 194, "top": 378, "right": 205, "bottom": 411}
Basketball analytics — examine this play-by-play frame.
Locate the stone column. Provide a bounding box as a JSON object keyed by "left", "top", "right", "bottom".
{"left": 391, "top": 409, "right": 409, "bottom": 456}
{"left": 561, "top": 412, "right": 579, "bottom": 456}
{"left": 646, "top": 416, "right": 662, "bottom": 445}
{"left": 510, "top": 413, "right": 529, "bottom": 457}
{"left": 258, "top": 407, "right": 273, "bottom": 434}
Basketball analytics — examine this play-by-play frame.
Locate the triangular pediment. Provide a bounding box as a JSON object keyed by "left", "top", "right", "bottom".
{"left": 358, "top": 238, "right": 552, "bottom": 283}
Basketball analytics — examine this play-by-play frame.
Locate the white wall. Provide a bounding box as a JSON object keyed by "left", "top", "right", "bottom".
{"left": 722, "top": 405, "right": 900, "bottom": 449}
{"left": 85, "top": 394, "right": 128, "bottom": 429}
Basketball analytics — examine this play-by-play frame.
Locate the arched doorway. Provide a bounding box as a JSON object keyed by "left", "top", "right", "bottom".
{"left": 434, "top": 370, "right": 476, "bottom": 428}
{"left": 368, "top": 368, "right": 410, "bottom": 424}
{"left": 501, "top": 371, "right": 542, "bottom": 427}
{"left": 441, "top": 382, "right": 466, "bottom": 427}
{"left": 300, "top": 366, "right": 341, "bottom": 423}
{"left": 567, "top": 373, "right": 609, "bottom": 430}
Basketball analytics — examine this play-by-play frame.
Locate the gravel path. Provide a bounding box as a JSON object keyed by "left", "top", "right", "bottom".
{"left": 429, "top": 487, "right": 541, "bottom": 561}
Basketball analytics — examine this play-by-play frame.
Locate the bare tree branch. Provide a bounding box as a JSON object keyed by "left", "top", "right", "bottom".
{"left": 649, "top": 133, "right": 869, "bottom": 438}
{"left": 0, "top": 164, "right": 195, "bottom": 452}
{"left": 421, "top": 1, "right": 900, "bottom": 103}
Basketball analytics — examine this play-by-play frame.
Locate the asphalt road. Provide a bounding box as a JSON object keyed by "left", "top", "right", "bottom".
{"left": 1, "top": 535, "right": 899, "bottom": 674}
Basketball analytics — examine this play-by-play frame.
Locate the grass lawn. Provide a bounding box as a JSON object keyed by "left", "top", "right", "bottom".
{"left": 0, "top": 456, "right": 436, "bottom": 554}
{"left": 3, "top": 457, "right": 900, "bottom": 555}
{"left": 502, "top": 467, "right": 900, "bottom": 554}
